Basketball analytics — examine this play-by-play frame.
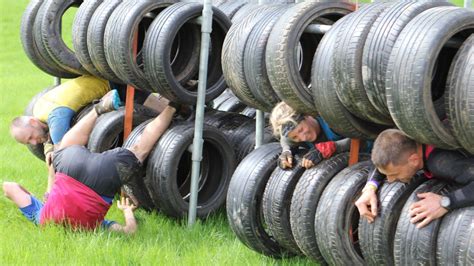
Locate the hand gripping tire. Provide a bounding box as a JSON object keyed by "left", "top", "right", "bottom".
{"left": 358, "top": 174, "right": 426, "bottom": 266}
{"left": 393, "top": 180, "right": 454, "bottom": 265}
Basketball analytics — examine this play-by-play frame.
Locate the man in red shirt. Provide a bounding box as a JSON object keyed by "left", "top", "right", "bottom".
{"left": 3, "top": 91, "right": 178, "bottom": 233}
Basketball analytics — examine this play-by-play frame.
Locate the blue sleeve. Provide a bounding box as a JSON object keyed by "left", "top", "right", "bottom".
{"left": 101, "top": 219, "right": 117, "bottom": 230}
{"left": 315, "top": 116, "right": 342, "bottom": 141}
{"left": 47, "top": 107, "right": 75, "bottom": 144}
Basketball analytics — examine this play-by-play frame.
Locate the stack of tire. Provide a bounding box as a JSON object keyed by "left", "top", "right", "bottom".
{"left": 222, "top": 0, "right": 474, "bottom": 153}
{"left": 120, "top": 110, "right": 276, "bottom": 217}
{"left": 227, "top": 143, "right": 474, "bottom": 264}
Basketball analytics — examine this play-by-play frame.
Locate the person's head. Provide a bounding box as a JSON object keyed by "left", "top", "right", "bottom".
{"left": 269, "top": 102, "right": 321, "bottom": 143}
{"left": 10, "top": 116, "right": 49, "bottom": 145}
{"left": 372, "top": 129, "right": 423, "bottom": 183}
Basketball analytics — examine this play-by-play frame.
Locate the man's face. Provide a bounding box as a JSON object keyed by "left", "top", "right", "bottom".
{"left": 377, "top": 154, "right": 420, "bottom": 183}
{"left": 287, "top": 117, "right": 319, "bottom": 143}
{"left": 12, "top": 119, "right": 48, "bottom": 145}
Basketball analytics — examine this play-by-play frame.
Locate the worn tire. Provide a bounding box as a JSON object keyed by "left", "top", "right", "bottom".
{"left": 218, "top": 0, "right": 247, "bottom": 20}
{"left": 222, "top": 5, "right": 283, "bottom": 111}
{"left": 243, "top": 7, "right": 287, "bottom": 111}
{"left": 315, "top": 160, "right": 372, "bottom": 266}
{"left": 122, "top": 119, "right": 155, "bottom": 211}
{"left": 21, "top": 0, "right": 77, "bottom": 78}
{"left": 333, "top": 2, "right": 393, "bottom": 125}
{"left": 105, "top": 0, "right": 176, "bottom": 91}
{"left": 72, "top": 0, "right": 104, "bottom": 78}
{"left": 146, "top": 123, "right": 235, "bottom": 218}
{"left": 144, "top": 2, "right": 230, "bottom": 103}
{"left": 34, "top": 0, "right": 89, "bottom": 75}
{"left": 236, "top": 127, "right": 276, "bottom": 162}
{"left": 290, "top": 153, "right": 352, "bottom": 262}
{"left": 87, "top": 0, "right": 124, "bottom": 82}
{"left": 386, "top": 7, "right": 474, "bottom": 149}
{"left": 312, "top": 15, "right": 386, "bottom": 140}
{"left": 266, "top": 1, "right": 354, "bottom": 114}
{"left": 87, "top": 105, "right": 157, "bottom": 152}
{"left": 362, "top": 1, "right": 452, "bottom": 117}
{"left": 262, "top": 156, "right": 306, "bottom": 256}
{"left": 359, "top": 175, "right": 426, "bottom": 266}
{"left": 226, "top": 143, "right": 291, "bottom": 258}
{"left": 436, "top": 206, "right": 474, "bottom": 265}
{"left": 393, "top": 180, "right": 453, "bottom": 265}
{"left": 447, "top": 34, "right": 474, "bottom": 154}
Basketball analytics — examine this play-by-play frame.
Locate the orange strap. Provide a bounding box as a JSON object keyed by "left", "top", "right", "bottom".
{"left": 348, "top": 139, "right": 360, "bottom": 166}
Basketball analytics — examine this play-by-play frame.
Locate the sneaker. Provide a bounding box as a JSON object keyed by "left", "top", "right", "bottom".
{"left": 94, "top": 90, "right": 122, "bottom": 115}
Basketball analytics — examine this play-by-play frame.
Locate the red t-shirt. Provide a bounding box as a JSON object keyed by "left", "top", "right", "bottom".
{"left": 40, "top": 172, "right": 111, "bottom": 230}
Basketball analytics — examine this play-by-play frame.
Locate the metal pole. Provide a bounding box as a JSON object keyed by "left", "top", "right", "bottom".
{"left": 54, "top": 18, "right": 62, "bottom": 86}
{"left": 188, "top": 0, "right": 213, "bottom": 227}
{"left": 255, "top": 110, "right": 265, "bottom": 148}
{"left": 465, "top": 0, "right": 472, "bottom": 8}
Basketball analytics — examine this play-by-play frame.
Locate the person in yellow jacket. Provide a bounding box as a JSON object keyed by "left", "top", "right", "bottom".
{"left": 9, "top": 76, "right": 167, "bottom": 197}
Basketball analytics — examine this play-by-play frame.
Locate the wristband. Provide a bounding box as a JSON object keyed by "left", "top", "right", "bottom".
{"left": 367, "top": 180, "right": 379, "bottom": 189}
{"left": 362, "top": 183, "right": 377, "bottom": 193}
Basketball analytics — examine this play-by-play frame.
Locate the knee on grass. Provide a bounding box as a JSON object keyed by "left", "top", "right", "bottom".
{"left": 3, "top": 182, "right": 20, "bottom": 198}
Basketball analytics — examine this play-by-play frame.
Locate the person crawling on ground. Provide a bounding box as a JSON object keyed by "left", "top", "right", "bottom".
{"left": 269, "top": 101, "right": 355, "bottom": 169}
{"left": 3, "top": 91, "right": 181, "bottom": 233}
{"left": 355, "top": 129, "right": 474, "bottom": 228}
{"left": 9, "top": 75, "right": 168, "bottom": 198}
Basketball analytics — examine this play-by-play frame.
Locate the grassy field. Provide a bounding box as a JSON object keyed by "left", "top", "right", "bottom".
{"left": 0, "top": 0, "right": 469, "bottom": 265}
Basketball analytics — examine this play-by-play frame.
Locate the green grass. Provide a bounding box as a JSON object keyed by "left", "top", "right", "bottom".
{"left": 0, "top": 0, "right": 470, "bottom": 264}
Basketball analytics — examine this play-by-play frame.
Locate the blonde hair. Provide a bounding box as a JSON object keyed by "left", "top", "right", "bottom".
{"left": 270, "top": 102, "right": 299, "bottom": 138}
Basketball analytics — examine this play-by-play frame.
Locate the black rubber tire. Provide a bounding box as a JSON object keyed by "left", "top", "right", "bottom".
{"left": 212, "top": 89, "right": 234, "bottom": 109}
{"left": 362, "top": 1, "right": 452, "bottom": 118}
{"left": 236, "top": 126, "right": 276, "bottom": 163}
{"left": 217, "top": 95, "right": 246, "bottom": 113}
{"left": 386, "top": 7, "right": 474, "bottom": 149}
{"left": 34, "top": 0, "right": 89, "bottom": 75}
{"left": 218, "top": 0, "right": 247, "bottom": 20}
{"left": 358, "top": 175, "right": 426, "bottom": 266}
{"left": 87, "top": 105, "right": 157, "bottom": 153}
{"left": 447, "top": 34, "right": 474, "bottom": 154}
{"left": 87, "top": 0, "right": 124, "bottom": 83}
{"left": 243, "top": 7, "right": 287, "bottom": 112}
{"left": 121, "top": 119, "right": 155, "bottom": 211}
{"left": 105, "top": 0, "right": 176, "bottom": 91}
{"left": 71, "top": 103, "right": 94, "bottom": 126}
{"left": 20, "top": 0, "right": 77, "bottom": 78}
{"left": 222, "top": 5, "right": 283, "bottom": 111}
{"left": 312, "top": 15, "right": 386, "bottom": 140}
{"left": 23, "top": 86, "right": 56, "bottom": 161}
{"left": 226, "top": 143, "right": 291, "bottom": 258}
{"left": 143, "top": 2, "right": 230, "bottom": 103}
{"left": 240, "top": 106, "right": 256, "bottom": 118}
{"left": 436, "top": 206, "right": 474, "bottom": 265}
{"left": 393, "top": 180, "right": 453, "bottom": 265}
{"left": 146, "top": 123, "right": 235, "bottom": 218}
{"left": 333, "top": 2, "right": 393, "bottom": 125}
{"left": 315, "top": 160, "right": 372, "bottom": 266}
{"left": 72, "top": 0, "right": 104, "bottom": 78}
{"left": 266, "top": 1, "right": 354, "bottom": 115}
{"left": 290, "top": 153, "right": 351, "bottom": 262}
{"left": 262, "top": 154, "right": 307, "bottom": 256}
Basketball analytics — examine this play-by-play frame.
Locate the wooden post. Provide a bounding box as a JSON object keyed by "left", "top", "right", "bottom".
{"left": 123, "top": 30, "right": 138, "bottom": 141}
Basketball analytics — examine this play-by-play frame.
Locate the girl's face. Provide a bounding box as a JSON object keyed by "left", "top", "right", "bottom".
{"left": 287, "top": 116, "right": 320, "bottom": 143}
